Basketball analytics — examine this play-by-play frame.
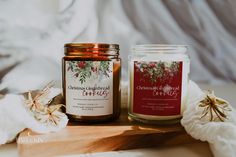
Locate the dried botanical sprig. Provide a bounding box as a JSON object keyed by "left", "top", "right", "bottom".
{"left": 24, "top": 81, "right": 55, "bottom": 111}
{"left": 35, "top": 104, "right": 65, "bottom": 126}
{"left": 47, "top": 104, "right": 65, "bottom": 125}
{"left": 23, "top": 81, "right": 66, "bottom": 126}
{"left": 199, "top": 90, "right": 231, "bottom": 122}
{"left": 33, "top": 81, "right": 55, "bottom": 105}
{"left": 25, "top": 91, "right": 44, "bottom": 112}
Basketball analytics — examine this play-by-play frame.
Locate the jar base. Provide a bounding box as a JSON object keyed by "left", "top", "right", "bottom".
{"left": 128, "top": 113, "right": 182, "bottom": 125}
{"left": 67, "top": 113, "right": 120, "bottom": 124}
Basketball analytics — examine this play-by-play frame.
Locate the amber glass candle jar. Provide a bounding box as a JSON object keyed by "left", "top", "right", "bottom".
{"left": 62, "top": 43, "right": 121, "bottom": 123}
{"left": 128, "top": 45, "right": 190, "bottom": 124}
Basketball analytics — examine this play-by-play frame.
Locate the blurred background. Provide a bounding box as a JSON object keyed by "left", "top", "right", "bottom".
{"left": 0, "top": 0, "right": 236, "bottom": 93}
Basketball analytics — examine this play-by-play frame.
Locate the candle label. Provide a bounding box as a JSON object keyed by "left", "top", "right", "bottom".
{"left": 133, "top": 61, "right": 183, "bottom": 116}
{"left": 65, "top": 61, "right": 113, "bottom": 116}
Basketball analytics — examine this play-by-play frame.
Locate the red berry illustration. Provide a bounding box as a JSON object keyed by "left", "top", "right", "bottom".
{"left": 77, "top": 61, "right": 86, "bottom": 69}
{"left": 149, "top": 63, "right": 156, "bottom": 68}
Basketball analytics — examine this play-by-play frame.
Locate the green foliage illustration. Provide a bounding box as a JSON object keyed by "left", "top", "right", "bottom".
{"left": 67, "top": 61, "right": 111, "bottom": 84}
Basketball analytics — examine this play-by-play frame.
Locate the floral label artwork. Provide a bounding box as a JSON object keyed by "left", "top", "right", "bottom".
{"left": 67, "top": 61, "right": 111, "bottom": 84}
{"left": 133, "top": 61, "right": 183, "bottom": 116}
{"left": 65, "top": 61, "right": 113, "bottom": 116}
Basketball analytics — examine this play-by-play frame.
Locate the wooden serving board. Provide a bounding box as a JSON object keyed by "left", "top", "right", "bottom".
{"left": 17, "top": 110, "right": 200, "bottom": 157}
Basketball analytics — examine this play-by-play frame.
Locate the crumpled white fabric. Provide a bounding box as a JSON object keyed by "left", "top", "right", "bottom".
{"left": 0, "top": 55, "right": 61, "bottom": 93}
{"left": 181, "top": 80, "right": 236, "bottom": 157}
{"left": 0, "top": 88, "right": 68, "bottom": 145}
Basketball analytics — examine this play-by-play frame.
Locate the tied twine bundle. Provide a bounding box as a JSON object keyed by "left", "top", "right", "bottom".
{"left": 199, "top": 90, "right": 232, "bottom": 122}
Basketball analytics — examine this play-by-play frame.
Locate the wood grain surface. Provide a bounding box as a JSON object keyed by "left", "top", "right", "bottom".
{"left": 17, "top": 110, "right": 200, "bottom": 157}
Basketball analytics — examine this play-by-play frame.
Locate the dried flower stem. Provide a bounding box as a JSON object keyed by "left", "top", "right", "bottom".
{"left": 24, "top": 81, "right": 65, "bottom": 126}
{"left": 199, "top": 90, "right": 231, "bottom": 122}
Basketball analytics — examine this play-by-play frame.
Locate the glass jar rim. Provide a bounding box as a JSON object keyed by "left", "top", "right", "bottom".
{"left": 132, "top": 44, "right": 188, "bottom": 54}
{"left": 64, "top": 43, "right": 119, "bottom": 56}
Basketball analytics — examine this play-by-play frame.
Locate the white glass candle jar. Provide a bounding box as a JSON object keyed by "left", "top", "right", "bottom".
{"left": 128, "top": 45, "right": 190, "bottom": 124}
